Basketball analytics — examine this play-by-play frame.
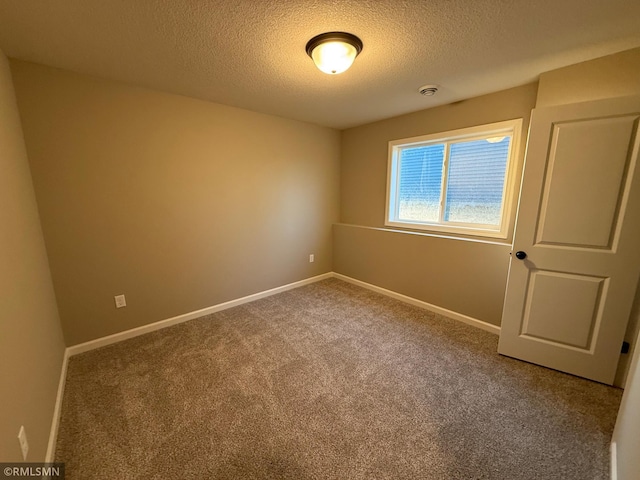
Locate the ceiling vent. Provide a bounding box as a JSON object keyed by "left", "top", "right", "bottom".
{"left": 418, "top": 85, "right": 439, "bottom": 96}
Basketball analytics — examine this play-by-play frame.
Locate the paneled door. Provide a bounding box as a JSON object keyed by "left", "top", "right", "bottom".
{"left": 498, "top": 96, "right": 640, "bottom": 385}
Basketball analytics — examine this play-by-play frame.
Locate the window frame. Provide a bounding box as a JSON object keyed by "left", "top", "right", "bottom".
{"left": 385, "top": 119, "right": 523, "bottom": 239}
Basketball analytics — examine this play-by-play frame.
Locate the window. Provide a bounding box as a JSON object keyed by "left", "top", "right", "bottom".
{"left": 386, "top": 119, "right": 522, "bottom": 239}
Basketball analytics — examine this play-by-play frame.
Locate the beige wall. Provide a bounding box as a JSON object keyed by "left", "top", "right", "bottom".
{"left": 536, "top": 47, "right": 640, "bottom": 108}
{"left": 0, "top": 52, "right": 66, "bottom": 461}
{"left": 11, "top": 60, "right": 340, "bottom": 346}
{"left": 613, "top": 322, "right": 640, "bottom": 480}
{"left": 334, "top": 225, "right": 511, "bottom": 324}
{"left": 336, "top": 84, "right": 538, "bottom": 326}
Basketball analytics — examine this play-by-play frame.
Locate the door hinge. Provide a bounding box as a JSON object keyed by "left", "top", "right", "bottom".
{"left": 622, "top": 341, "right": 630, "bottom": 354}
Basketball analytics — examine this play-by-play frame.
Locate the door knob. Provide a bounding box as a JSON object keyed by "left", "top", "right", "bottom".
{"left": 515, "top": 251, "right": 527, "bottom": 260}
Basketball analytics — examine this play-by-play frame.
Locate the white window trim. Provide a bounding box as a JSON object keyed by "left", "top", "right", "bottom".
{"left": 385, "top": 119, "right": 523, "bottom": 239}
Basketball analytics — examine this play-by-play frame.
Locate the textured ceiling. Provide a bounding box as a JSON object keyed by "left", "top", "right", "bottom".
{"left": 0, "top": 0, "right": 639, "bottom": 129}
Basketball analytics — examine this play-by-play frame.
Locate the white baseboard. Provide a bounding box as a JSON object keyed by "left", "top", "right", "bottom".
{"left": 332, "top": 273, "right": 501, "bottom": 335}
{"left": 610, "top": 441, "right": 617, "bottom": 480}
{"left": 45, "top": 348, "right": 69, "bottom": 463}
{"left": 67, "top": 271, "right": 498, "bottom": 357}
{"left": 48, "top": 270, "right": 497, "bottom": 461}
{"left": 46, "top": 272, "right": 331, "bottom": 462}
{"left": 67, "top": 272, "right": 333, "bottom": 356}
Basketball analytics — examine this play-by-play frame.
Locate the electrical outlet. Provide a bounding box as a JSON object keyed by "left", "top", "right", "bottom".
{"left": 309, "top": 254, "right": 315, "bottom": 263}
{"left": 18, "top": 426, "right": 28, "bottom": 460}
{"left": 114, "top": 294, "right": 127, "bottom": 308}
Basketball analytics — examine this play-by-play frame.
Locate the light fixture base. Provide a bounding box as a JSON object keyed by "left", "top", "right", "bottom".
{"left": 305, "top": 32, "right": 363, "bottom": 57}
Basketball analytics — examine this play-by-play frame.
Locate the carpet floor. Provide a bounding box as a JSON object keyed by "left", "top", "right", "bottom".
{"left": 55, "top": 278, "right": 622, "bottom": 479}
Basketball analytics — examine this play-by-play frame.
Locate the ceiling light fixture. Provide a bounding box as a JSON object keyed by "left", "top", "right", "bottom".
{"left": 305, "top": 32, "right": 363, "bottom": 75}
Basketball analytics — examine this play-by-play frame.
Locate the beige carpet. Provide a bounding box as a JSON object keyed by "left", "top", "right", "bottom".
{"left": 55, "top": 278, "right": 621, "bottom": 479}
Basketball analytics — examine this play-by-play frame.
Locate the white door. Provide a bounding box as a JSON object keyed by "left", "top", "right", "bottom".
{"left": 498, "top": 95, "right": 640, "bottom": 385}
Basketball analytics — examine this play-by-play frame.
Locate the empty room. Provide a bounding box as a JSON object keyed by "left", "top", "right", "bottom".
{"left": 2, "top": 1, "right": 640, "bottom": 479}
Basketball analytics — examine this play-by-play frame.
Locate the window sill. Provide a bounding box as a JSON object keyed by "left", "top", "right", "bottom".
{"left": 385, "top": 220, "right": 508, "bottom": 240}
{"left": 334, "top": 223, "right": 513, "bottom": 246}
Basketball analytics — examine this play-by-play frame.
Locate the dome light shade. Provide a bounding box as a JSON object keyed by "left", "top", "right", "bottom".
{"left": 306, "top": 32, "right": 363, "bottom": 75}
